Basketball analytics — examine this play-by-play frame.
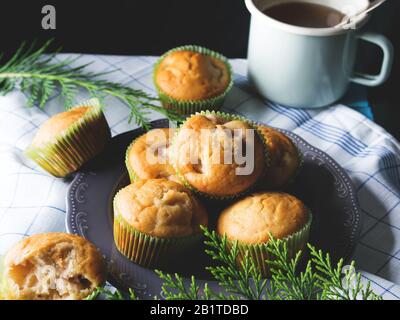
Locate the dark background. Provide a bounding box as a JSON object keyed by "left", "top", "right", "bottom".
{"left": 0, "top": 0, "right": 399, "bottom": 139}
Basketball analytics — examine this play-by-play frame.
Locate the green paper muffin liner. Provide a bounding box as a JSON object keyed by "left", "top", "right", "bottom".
{"left": 153, "top": 45, "right": 234, "bottom": 115}
{"left": 125, "top": 138, "right": 140, "bottom": 183}
{"left": 25, "top": 98, "right": 111, "bottom": 178}
{"left": 113, "top": 194, "right": 203, "bottom": 268}
{"left": 171, "top": 110, "right": 270, "bottom": 200}
{"left": 234, "top": 210, "right": 312, "bottom": 277}
{"left": 0, "top": 256, "right": 7, "bottom": 300}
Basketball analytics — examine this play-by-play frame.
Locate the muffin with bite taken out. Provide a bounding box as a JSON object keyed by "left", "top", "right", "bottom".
{"left": 1, "top": 233, "right": 106, "bottom": 300}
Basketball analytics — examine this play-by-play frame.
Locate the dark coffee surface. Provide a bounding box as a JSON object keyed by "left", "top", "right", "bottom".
{"left": 263, "top": 2, "right": 345, "bottom": 28}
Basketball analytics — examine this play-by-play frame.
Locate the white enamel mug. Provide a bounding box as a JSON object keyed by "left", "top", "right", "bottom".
{"left": 245, "top": 0, "right": 394, "bottom": 108}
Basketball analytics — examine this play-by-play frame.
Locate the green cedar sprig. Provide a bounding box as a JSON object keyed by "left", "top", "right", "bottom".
{"left": 155, "top": 273, "right": 214, "bottom": 300}
{"left": 90, "top": 227, "right": 382, "bottom": 300}
{"left": 308, "top": 246, "right": 381, "bottom": 300}
{"left": 85, "top": 287, "right": 138, "bottom": 300}
{"left": 202, "top": 227, "right": 267, "bottom": 300}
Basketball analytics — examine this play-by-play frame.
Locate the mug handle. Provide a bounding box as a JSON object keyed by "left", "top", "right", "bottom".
{"left": 350, "top": 32, "right": 394, "bottom": 87}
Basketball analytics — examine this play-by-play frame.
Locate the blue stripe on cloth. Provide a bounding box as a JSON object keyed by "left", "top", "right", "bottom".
{"left": 361, "top": 274, "right": 400, "bottom": 299}
{"left": 268, "top": 102, "right": 398, "bottom": 164}
{"left": 268, "top": 103, "right": 312, "bottom": 126}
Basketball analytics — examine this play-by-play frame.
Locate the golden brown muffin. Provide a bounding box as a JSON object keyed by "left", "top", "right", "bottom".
{"left": 125, "top": 128, "right": 179, "bottom": 183}
{"left": 114, "top": 179, "right": 208, "bottom": 238}
{"left": 155, "top": 50, "right": 230, "bottom": 101}
{"left": 171, "top": 113, "right": 266, "bottom": 198}
{"left": 258, "top": 126, "right": 301, "bottom": 188}
{"left": 31, "top": 107, "right": 90, "bottom": 148}
{"left": 25, "top": 99, "right": 111, "bottom": 177}
{"left": 2, "top": 233, "right": 106, "bottom": 300}
{"left": 217, "top": 192, "right": 308, "bottom": 244}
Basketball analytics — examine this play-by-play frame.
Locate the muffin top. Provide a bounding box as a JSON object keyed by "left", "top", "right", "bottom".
{"left": 31, "top": 106, "right": 90, "bottom": 148}
{"left": 155, "top": 50, "right": 230, "bottom": 101}
{"left": 171, "top": 113, "right": 266, "bottom": 197}
{"left": 217, "top": 192, "right": 308, "bottom": 244}
{"left": 114, "top": 179, "right": 208, "bottom": 238}
{"left": 126, "top": 128, "right": 179, "bottom": 182}
{"left": 259, "top": 126, "right": 300, "bottom": 188}
{"left": 4, "top": 233, "right": 106, "bottom": 300}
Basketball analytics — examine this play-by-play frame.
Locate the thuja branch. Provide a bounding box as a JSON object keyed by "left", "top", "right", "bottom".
{"left": 151, "top": 228, "right": 383, "bottom": 301}
{"left": 87, "top": 226, "right": 382, "bottom": 300}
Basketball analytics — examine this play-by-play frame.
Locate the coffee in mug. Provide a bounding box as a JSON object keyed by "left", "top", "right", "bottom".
{"left": 263, "top": 2, "right": 345, "bottom": 28}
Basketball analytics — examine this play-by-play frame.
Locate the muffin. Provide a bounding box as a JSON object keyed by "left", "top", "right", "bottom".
{"left": 259, "top": 126, "right": 302, "bottom": 189}
{"left": 25, "top": 98, "right": 111, "bottom": 178}
{"left": 217, "top": 192, "right": 312, "bottom": 276}
{"left": 1, "top": 233, "right": 106, "bottom": 300}
{"left": 125, "top": 128, "right": 179, "bottom": 183}
{"left": 154, "top": 45, "right": 233, "bottom": 114}
{"left": 171, "top": 111, "right": 267, "bottom": 199}
{"left": 113, "top": 179, "right": 208, "bottom": 267}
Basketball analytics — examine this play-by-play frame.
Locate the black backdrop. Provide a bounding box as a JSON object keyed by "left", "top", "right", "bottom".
{"left": 0, "top": 0, "right": 250, "bottom": 57}
{"left": 0, "top": 0, "right": 399, "bottom": 139}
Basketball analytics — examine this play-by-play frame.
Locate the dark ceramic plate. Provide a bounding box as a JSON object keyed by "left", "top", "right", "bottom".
{"left": 66, "top": 119, "right": 361, "bottom": 299}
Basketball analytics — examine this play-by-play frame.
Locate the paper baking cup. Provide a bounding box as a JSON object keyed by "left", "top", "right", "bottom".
{"left": 25, "top": 98, "right": 111, "bottom": 178}
{"left": 235, "top": 211, "right": 312, "bottom": 277}
{"left": 153, "top": 45, "right": 233, "bottom": 115}
{"left": 172, "top": 110, "right": 270, "bottom": 200}
{"left": 113, "top": 206, "right": 203, "bottom": 268}
{"left": 0, "top": 256, "right": 11, "bottom": 300}
{"left": 125, "top": 139, "right": 140, "bottom": 183}
{"left": 0, "top": 256, "right": 6, "bottom": 300}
